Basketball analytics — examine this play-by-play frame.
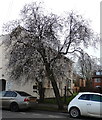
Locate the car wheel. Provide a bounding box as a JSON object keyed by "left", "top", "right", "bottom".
{"left": 10, "top": 102, "right": 19, "bottom": 112}
{"left": 69, "top": 107, "right": 80, "bottom": 118}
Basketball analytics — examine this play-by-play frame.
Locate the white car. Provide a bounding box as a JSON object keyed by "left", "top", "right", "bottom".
{"left": 68, "top": 92, "right": 102, "bottom": 118}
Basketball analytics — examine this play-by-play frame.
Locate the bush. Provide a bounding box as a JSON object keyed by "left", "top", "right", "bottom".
{"left": 43, "top": 93, "right": 78, "bottom": 105}
{"left": 44, "top": 97, "right": 57, "bottom": 104}
{"left": 66, "top": 93, "right": 78, "bottom": 104}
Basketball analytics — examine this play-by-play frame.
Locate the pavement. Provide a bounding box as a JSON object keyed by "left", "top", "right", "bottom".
{"left": 31, "top": 103, "right": 68, "bottom": 113}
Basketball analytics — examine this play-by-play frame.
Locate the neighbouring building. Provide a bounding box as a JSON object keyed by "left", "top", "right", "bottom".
{"left": 92, "top": 70, "right": 102, "bottom": 89}
{"left": 0, "top": 35, "right": 9, "bottom": 91}
{"left": 0, "top": 27, "right": 74, "bottom": 98}
{"left": 73, "top": 72, "right": 86, "bottom": 93}
{"left": 73, "top": 70, "right": 102, "bottom": 93}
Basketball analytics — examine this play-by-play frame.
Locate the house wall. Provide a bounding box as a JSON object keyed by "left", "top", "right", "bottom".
{"left": 0, "top": 42, "right": 2, "bottom": 79}
{"left": 6, "top": 80, "right": 39, "bottom": 98}
{"left": 0, "top": 35, "right": 9, "bottom": 91}
{"left": 92, "top": 77, "right": 102, "bottom": 88}
{"left": 79, "top": 79, "right": 86, "bottom": 87}
{"left": 0, "top": 33, "right": 74, "bottom": 98}
{"left": 92, "top": 71, "right": 102, "bottom": 88}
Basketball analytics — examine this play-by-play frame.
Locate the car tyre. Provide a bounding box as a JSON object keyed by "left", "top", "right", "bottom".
{"left": 10, "top": 102, "right": 19, "bottom": 112}
{"left": 69, "top": 107, "right": 80, "bottom": 118}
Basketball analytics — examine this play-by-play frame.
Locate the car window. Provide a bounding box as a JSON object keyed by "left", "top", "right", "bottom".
{"left": 4, "top": 91, "right": 17, "bottom": 97}
{"left": 0, "top": 92, "right": 2, "bottom": 97}
{"left": 16, "top": 91, "right": 31, "bottom": 96}
{"left": 0, "top": 91, "right": 6, "bottom": 97}
{"left": 78, "top": 94, "right": 92, "bottom": 100}
{"left": 90, "top": 95, "right": 102, "bottom": 102}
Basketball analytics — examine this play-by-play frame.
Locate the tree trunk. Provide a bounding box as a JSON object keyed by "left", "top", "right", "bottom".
{"left": 37, "top": 48, "right": 64, "bottom": 109}
{"left": 38, "top": 82, "right": 45, "bottom": 103}
{"left": 45, "top": 63, "right": 64, "bottom": 110}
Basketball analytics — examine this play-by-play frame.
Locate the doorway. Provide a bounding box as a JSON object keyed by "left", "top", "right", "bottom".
{"left": 0, "top": 79, "right": 6, "bottom": 91}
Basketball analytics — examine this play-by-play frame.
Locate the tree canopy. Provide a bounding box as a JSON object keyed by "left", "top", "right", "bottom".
{"left": 3, "top": 2, "right": 99, "bottom": 109}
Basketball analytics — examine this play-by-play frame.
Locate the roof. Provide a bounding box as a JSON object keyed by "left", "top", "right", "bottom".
{"left": 92, "top": 75, "right": 102, "bottom": 78}
{"left": 78, "top": 92, "right": 102, "bottom": 96}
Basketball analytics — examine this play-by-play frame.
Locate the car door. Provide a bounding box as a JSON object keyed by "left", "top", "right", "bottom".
{"left": 87, "top": 94, "right": 102, "bottom": 117}
{"left": 0, "top": 91, "right": 6, "bottom": 108}
{"left": 2, "top": 91, "right": 17, "bottom": 108}
{"left": 78, "top": 94, "right": 91, "bottom": 116}
{"left": 0, "top": 91, "right": 2, "bottom": 108}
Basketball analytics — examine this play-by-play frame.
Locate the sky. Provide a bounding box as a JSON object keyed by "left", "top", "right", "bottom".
{"left": 0, "top": 0, "right": 101, "bottom": 57}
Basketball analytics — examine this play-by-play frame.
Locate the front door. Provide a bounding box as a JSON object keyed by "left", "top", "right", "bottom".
{"left": 0, "top": 79, "right": 6, "bottom": 91}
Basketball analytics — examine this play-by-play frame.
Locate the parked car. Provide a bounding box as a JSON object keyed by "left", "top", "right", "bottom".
{"left": 68, "top": 92, "right": 102, "bottom": 118}
{"left": 0, "top": 90, "right": 37, "bottom": 112}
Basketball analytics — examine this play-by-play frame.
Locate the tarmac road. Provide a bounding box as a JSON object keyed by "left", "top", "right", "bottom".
{"left": 0, "top": 109, "right": 101, "bottom": 120}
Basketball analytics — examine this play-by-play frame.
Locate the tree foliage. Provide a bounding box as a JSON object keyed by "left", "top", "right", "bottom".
{"left": 75, "top": 54, "right": 100, "bottom": 78}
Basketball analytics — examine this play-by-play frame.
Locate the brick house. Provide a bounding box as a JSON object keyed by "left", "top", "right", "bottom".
{"left": 92, "top": 71, "right": 102, "bottom": 88}
{"left": 73, "top": 72, "right": 86, "bottom": 93}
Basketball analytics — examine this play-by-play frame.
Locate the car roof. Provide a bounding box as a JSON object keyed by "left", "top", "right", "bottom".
{"left": 78, "top": 92, "right": 102, "bottom": 96}
{"left": 2, "top": 90, "right": 26, "bottom": 92}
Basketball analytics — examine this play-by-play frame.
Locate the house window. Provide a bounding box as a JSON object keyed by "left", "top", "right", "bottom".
{"left": 33, "top": 85, "right": 37, "bottom": 89}
{"left": 48, "top": 81, "right": 50, "bottom": 87}
{"left": 59, "top": 82, "right": 62, "bottom": 89}
{"left": 95, "top": 78, "right": 101, "bottom": 83}
{"left": 96, "top": 72, "right": 100, "bottom": 75}
{"left": 96, "top": 71, "right": 102, "bottom": 75}
{"left": 68, "top": 80, "right": 71, "bottom": 89}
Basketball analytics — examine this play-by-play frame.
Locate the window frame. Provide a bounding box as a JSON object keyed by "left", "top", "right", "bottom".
{"left": 96, "top": 72, "right": 101, "bottom": 75}
{"left": 95, "top": 78, "right": 101, "bottom": 83}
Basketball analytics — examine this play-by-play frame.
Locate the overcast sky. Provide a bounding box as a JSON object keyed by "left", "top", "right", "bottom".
{"left": 0, "top": 0, "right": 101, "bottom": 57}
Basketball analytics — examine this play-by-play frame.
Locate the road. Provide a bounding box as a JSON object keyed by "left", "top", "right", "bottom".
{"left": 0, "top": 109, "right": 100, "bottom": 120}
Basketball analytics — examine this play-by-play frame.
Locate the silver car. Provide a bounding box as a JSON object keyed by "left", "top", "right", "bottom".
{"left": 0, "top": 90, "right": 37, "bottom": 112}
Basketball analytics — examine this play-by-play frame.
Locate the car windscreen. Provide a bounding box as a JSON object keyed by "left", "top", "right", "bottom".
{"left": 16, "top": 91, "right": 31, "bottom": 96}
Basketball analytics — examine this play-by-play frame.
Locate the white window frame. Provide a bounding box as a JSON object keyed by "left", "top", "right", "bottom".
{"left": 95, "top": 78, "right": 101, "bottom": 83}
